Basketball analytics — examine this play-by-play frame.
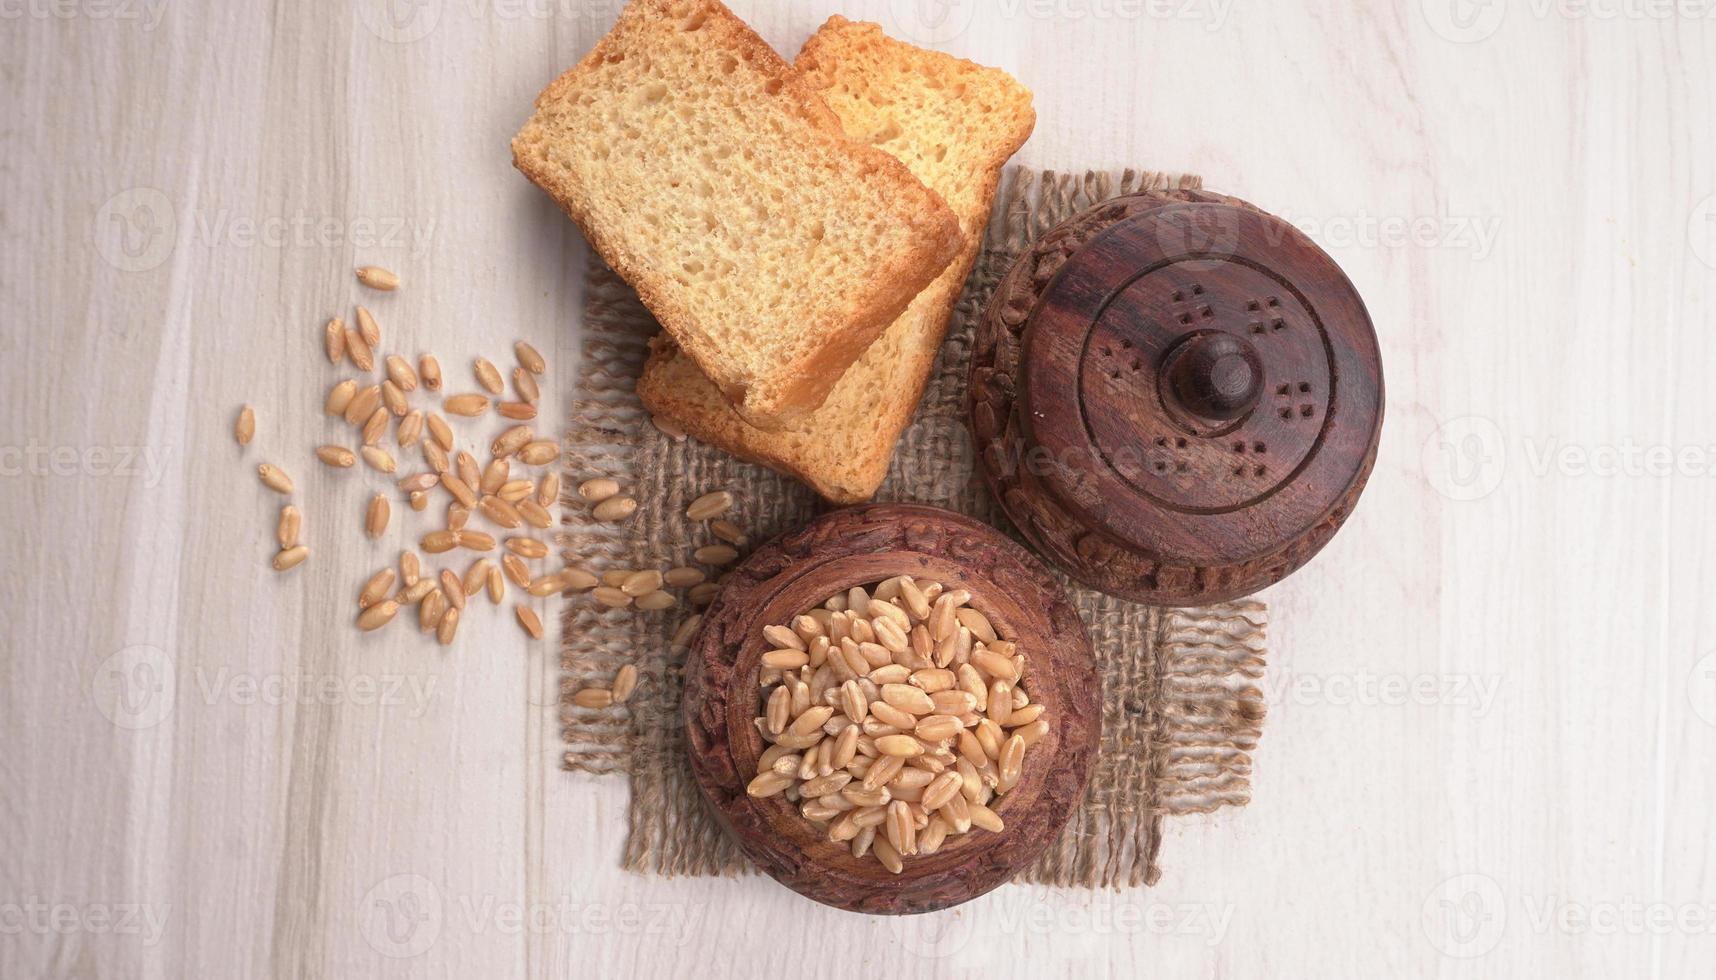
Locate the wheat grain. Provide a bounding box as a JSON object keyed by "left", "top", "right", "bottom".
{"left": 693, "top": 544, "right": 737, "bottom": 566}
{"left": 273, "top": 545, "right": 309, "bottom": 571}
{"left": 517, "top": 499, "right": 552, "bottom": 529}
{"left": 258, "top": 464, "right": 293, "bottom": 494}
{"left": 498, "top": 479, "right": 533, "bottom": 504}
{"left": 613, "top": 664, "right": 638, "bottom": 702}
{"left": 515, "top": 605, "right": 543, "bottom": 638}
{"left": 420, "top": 355, "right": 442, "bottom": 391}
{"left": 357, "top": 599, "right": 399, "bottom": 631}
{"left": 518, "top": 441, "right": 557, "bottom": 466}
{"left": 361, "top": 407, "right": 389, "bottom": 447}
{"left": 360, "top": 568, "right": 396, "bottom": 609}
{"left": 345, "top": 326, "right": 375, "bottom": 371}
{"left": 536, "top": 473, "right": 559, "bottom": 508}
{"left": 634, "top": 590, "right": 674, "bottom": 611}
{"left": 365, "top": 494, "right": 390, "bottom": 538}
{"left": 685, "top": 490, "right": 732, "bottom": 521}
{"left": 326, "top": 379, "right": 357, "bottom": 416}
{"left": 361, "top": 446, "right": 396, "bottom": 474}
{"left": 385, "top": 354, "right": 418, "bottom": 391}
{"left": 621, "top": 570, "right": 664, "bottom": 597}
{"left": 344, "top": 385, "right": 382, "bottom": 425}
{"left": 473, "top": 357, "right": 504, "bottom": 394}
{"left": 355, "top": 306, "right": 381, "bottom": 346}
{"left": 505, "top": 537, "right": 547, "bottom": 559}
{"left": 492, "top": 425, "right": 533, "bottom": 458}
{"left": 420, "top": 590, "right": 446, "bottom": 631}
{"left": 325, "top": 318, "right": 346, "bottom": 363}
{"left": 455, "top": 530, "right": 495, "bottom": 552}
{"left": 234, "top": 406, "right": 255, "bottom": 446}
{"left": 592, "top": 496, "right": 637, "bottom": 522}
{"left": 440, "top": 473, "right": 476, "bottom": 508}
{"left": 577, "top": 478, "right": 619, "bottom": 502}
{"left": 659, "top": 567, "right": 702, "bottom": 589}
{"left": 592, "top": 586, "right": 631, "bottom": 608}
{"left": 379, "top": 390, "right": 406, "bottom": 428}
{"left": 440, "top": 569, "right": 467, "bottom": 610}
{"left": 355, "top": 266, "right": 399, "bottom": 290}
{"left": 513, "top": 367, "right": 539, "bottom": 405}
{"left": 397, "top": 410, "right": 424, "bottom": 448}
{"left": 515, "top": 340, "right": 545, "bottom": 375}
{"left": 444, "top": 394, "right": 489, "bottom": 417}
{"left": 709, "top": 519, "right": 748, "bottom": 547}
{"left": 437, "top": 604, "right": 460, "bottom": 645}
{"left": 498, "top": 401, "right": 537, "bottom": 420}
{"left": 277, "top": 505, "right": 301, "bottom": 549}
{"left": 421, "top": 530, "right": 457, "bottom": 553}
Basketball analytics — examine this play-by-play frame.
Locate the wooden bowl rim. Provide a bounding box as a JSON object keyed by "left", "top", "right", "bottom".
{"left": 682, "top": 503, "right": 1101, "bottom": 914}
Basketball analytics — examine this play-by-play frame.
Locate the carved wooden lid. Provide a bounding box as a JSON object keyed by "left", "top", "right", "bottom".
{"left": 969, "top": 190, "right": 1384, "bottom": 606}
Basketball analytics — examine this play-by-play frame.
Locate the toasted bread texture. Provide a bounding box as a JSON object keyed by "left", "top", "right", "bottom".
{"left": 512, "top": 0, "right": 962, "bottom": 427}
{"left": 637, "top": 16, "right": 1036, "bottom": 503}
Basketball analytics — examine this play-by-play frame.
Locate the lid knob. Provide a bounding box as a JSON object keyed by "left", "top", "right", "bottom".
{"left": 1162, "top": 331, "right": 1263, "bottom": 422}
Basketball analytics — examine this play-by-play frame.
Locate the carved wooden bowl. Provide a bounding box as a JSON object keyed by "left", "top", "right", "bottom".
{"left": 968, "top": 189, "right": 1385, "bottom": 606}
{"left": 682, "top": 504, "right": 1100, "bottom": 914}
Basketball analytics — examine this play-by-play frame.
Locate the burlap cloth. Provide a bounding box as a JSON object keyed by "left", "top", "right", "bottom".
{"left": 558, "top": 167, "right": 1269, "bottom": 888}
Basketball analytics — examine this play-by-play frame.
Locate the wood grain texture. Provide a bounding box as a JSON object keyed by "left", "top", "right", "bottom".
{"left": 969, "top": 190, "right": 1383, "bottom": 604}
{"left": 683, "top": 503, "right": 1099, "bottom": 913}
{"left": 3, "top": 1, "right": 1714, "bottom": 977}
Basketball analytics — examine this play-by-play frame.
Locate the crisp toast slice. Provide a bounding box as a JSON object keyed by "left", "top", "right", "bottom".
{"left": 637, "top": 16, "right": 1035, "bottom": 502}
{"left": 513, "top": 0, "right": 962, "bottom": 428}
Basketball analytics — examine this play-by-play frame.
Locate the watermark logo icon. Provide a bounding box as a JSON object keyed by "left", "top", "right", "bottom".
{"left": 1422, "top": 873, "right": 1506, "bottom": 957}
{"left": 1421, "top": 0, "right": 1507, "bottom": 43}
{"left": 1422, "top": 415, "right": 1507, "bottom": 501}
{"left": 360, "top": 874, "right": 442, "bottom": 958}
{"left": 94, "top": 187, "right": 175, "bottom": 273}
{"left": 91, "top": 645, "right": 176, "bottom": 730}
{"left": 889, "top": 0, "right": 976, "bottom": 44}
{"left": 358, "top": 0, "right": 441, "bottom": 43}
{"left": 1689, "top": 651, "right": 1716, "bottom": 727}
{"left": 902, "top": 415, "right": 976, "bottom": 504}
{"left": 1689, "top": 193, "right": 1716, "bottom": 271}
{"left": 1152, "top": 202, "right": 1243, "bottom": 274}
{"left": 888, "top": 907, "right": 975, "bottom": 958}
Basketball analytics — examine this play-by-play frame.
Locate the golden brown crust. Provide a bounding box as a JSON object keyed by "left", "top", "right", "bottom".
{"left": 511, "top": 0, "right": 961, "bottom": 429}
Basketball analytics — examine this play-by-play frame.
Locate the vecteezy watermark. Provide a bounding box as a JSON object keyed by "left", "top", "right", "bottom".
{"left": 191, "top": 668, "right": 439, "bottom": 718}
{"left": 1262, "top": 670, "right": 1504, "bottom": 717}
{"left": 890, "top": 893, "right": 1235, "bottom": 958}
{"left": 1690, "top": 192, "right": 1716, "bottom": 270}
{"left": 1422, "top": 873, "right": 1716, "bottom": 957}
{"left": 93, "top": 187, "right": 436, "bottom": 273}
{"left": 1420, "top": 416, "right": 1716, "bottom": 501}
{"left": 0, "top": 0, "right": 169, "bottom": 30}
{"left": 1422, "top": 873, "right": 1508, "bottom": 958}
{"left": 1423, "top": 0, "right": 1716, "bottom": 43}
{"left": 888, "top": 0, "right": 1234, "bottom": 45}
{"left": 1689, "top": 651, "right": 1716, "bottom": 727}
{"left": 1270, "top": 206, "right": 1503, "bottom": 261}
{"left": 897, "top": 415, "right": 976, "bottom": 505}
{"left": 91, "top": 645, "right": 177, "bottom": 730}
{"left": 358, "top": 875, "right": 703, "bottom": 958}
{"left": 0, "top": 441, "right": 173, "bottom": 488}
{"left": 0, "top": 899, "right": 172, "bottom": 946}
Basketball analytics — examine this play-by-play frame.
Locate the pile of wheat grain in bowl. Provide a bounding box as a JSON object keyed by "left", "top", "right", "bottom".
{"left": 745, "top": 577, "right": 1050, "bottom": 874}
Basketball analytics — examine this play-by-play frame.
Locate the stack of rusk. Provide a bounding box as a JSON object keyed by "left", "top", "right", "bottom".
{"left": 514, "top": 0, "right": 1035, "bottom": 503}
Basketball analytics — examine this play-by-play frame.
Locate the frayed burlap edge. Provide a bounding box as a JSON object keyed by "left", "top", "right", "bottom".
{"left": 559, "top": 167, "right": 1269, "bottom": 889}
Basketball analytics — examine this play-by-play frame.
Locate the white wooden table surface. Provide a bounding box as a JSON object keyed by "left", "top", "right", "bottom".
{"left": 4, "top": 0, "right": 1714, "bottom": 976}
